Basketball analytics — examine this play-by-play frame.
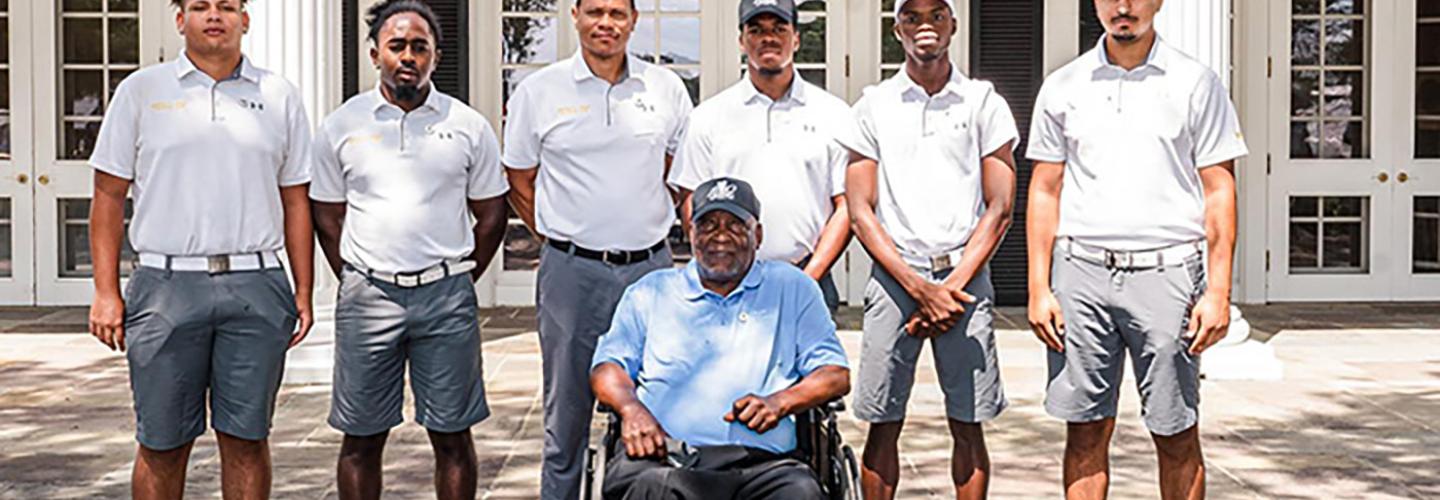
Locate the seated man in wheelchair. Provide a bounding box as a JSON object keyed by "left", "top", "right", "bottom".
{"left": 590, "top": 177, "right": 852, "bottom": 500}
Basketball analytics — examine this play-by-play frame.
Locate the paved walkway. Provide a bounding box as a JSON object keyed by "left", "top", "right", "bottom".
{"left": 1, "top": 309, "right": 1438, "bottom": 499}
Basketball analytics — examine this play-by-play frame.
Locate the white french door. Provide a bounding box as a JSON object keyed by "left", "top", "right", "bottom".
{"left": 1267, "top": 0, "right": 1440, "bottom": 300}
{"left": 28, "top": 0, "right": 171, "bottom": 304}
{"left": 0, "top": 0, "right": 37, "bottom": 303}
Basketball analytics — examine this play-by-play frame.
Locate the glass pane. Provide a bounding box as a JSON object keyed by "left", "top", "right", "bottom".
{"left": 658, "top": 17, "right": 700, "bottom": 65}
{"left": 882, "top": 0, "right": 897, "bottom": 11}
{"left": 1321, "top": 222, "right": 1365, "bottom": 269}
{"left": 1416, "top": 197, "right": 1440, "bottom": 274}
{"left": 63, "top": 0, "right": 103, "bottom": 12}
{"left": 629, "top": 17, "right": 657, "bottom": 63}
{"left": 1292, "top": 20, "right": 1321, "bottom": 67}
{"left": 796, "top": 13, "right": 827, "bottom": 64}
{"left": 1323, "top": 19, "right": 1364, "bottom": 66}
{"left": 1420, "top": 24, "right": 1440, "bottom": 67}
{"left": 1324, "top": 196, "right": 1362, "bottom": 217}
{"left": 63, "top": 18, "right": 104, "bottom": 64}
{"left": 503, "top": 0, "right": 558, "bottom": 12}
{"left": 1323, "top": 70, "right": 1364, "bottom": 117}
{"left": 64, "top": 70, "right": 105, "bottom": 116}
{"left": 1319, "top": 120, "right": 1365, "bottom": 158}
{"left": 1422, "top": 0, "right": 1440, "bottom": 17}
{"left": 1294, "top": 0, "right": 1321, "bottom": 14}
{"left": 1417, "top": 74, "right": 1440, "bottom": 115}
{"left": 1325, "top": 0, "right": 1363, "bottom": 15}
{"left": 1419, "top": 120, "right": 1440, "bottom": 158}
{"left": 109, "top": 17, "right": 139, "bottom": 65}
{"left": 108, "top": 0, "right": 138, "bottom": 12}
{"left": 1290, "top": 221, "right": 1319, "bottom": 269}
{"left": 0, "top": 18, "right": 8, "bottom": 65}
{"left": 503, "top": 223, "right": 540, "bottom": 270}
{"left": 1, "top": 113, "right": 10, "bottom": 159}
{"left": 659, "top": 0, "right": 699, "bottom": 12}
{"left": 1, "top": 69, "right": 9, "bottom": 115}
{"left": 800, "top": 68, "right": 825, "bottom": 87}
{"left": 882, "top": 67, "right": 899, "bottom": 80}
{"left": 0, "top": 198, "right": 10, "bottom": 278}
{"left": 109, "top": 69, "right": 133, "bottom": 99}
{"left": 1291, "top": 121, "right": 1322, "bottom": 158}
{"left": 59, "top": 199, "right": 138, "bottom": 278}
{"left": 882, "top": 17, "right": 903, "bottom": 65}
{"left": 501, "top": 67, "right": 537, "bottom": 116}
{"left": 1291, "top": 196, "right": 1319, "bottom": 217}
{"left": 1292, "top": 70, "right": 1320, "bottom": 117}
{"left": 502, "top": 16, "right": 558, "bottom": 65}
{"left": 62, "top": 120, "right": 101, "bottom": 160}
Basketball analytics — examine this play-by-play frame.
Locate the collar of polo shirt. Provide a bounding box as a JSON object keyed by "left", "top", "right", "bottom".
{"left": 570, "top": 50, "right": 636, "bottom": 83}
{"left": 740, "top": 69, "right": 809, "bottom": 106}
{"left": 1094, "top": 34, "right": 1169, "bottom": 73}
{"left": 368, "top": 82, "right": 444, "bottom": 115}
{"left": 680, "top": 259, "right": 766, "bottom": 301}
{"left": 174, "top": 50, "right": 260, "bottom": 84}
{"left": 895, "top": 63, "right": 967, "bottom": 100}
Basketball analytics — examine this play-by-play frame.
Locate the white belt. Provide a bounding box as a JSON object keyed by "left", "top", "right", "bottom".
{"left": 138, "top": 252, "right": 284, "bottom": 273}
{"left": 1064, "top": 238, "right": 1203, "bottom": 270}
{"left": 351, "top": 260, "right": 476, "bottom": 288}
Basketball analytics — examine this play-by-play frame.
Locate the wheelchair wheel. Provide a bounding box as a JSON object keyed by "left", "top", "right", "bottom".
{"left": 841, "top": 445, "right": 862, "bottom": 500}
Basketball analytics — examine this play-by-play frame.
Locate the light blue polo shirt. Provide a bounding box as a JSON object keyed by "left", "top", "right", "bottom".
{"left": 591, "top": 260, "right": 849, "bottom": 454}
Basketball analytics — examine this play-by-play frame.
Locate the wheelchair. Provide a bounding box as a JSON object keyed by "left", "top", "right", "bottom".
{"left": 581, "top": 400, "right": 863, "bottom": 500}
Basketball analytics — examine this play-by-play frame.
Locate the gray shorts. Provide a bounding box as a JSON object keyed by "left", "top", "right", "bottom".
{"left": 328, "top": 266, "right": 489, "bottom": 436}
{"left": 1044, "top": 243, "right": 1206, "bottom": 436}
{"left": 854, "top": 264, "right": 1007, "bottom": 423}
{"left": 124, "top": 266, "right": 299, "bottom": 451}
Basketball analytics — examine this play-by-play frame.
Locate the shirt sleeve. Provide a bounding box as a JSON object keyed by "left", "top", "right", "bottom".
{"left": 501, "top": 82, "right": 542, "bottom": 170}
{"left": 834, "top": 94, "right": 880, "bottom": 162}
{"left": 1024, "top": 80, "right": 1068, "bottom": 163}
{"left": 592, "top": 283, "right": 649, "bottom": 379}
{"left": 307, "top": 123, "right": 347, "bottom": 203}
{"left": 666, "top": 79, "right": 696, "bottom": 156}
{"left": 89, "top": 77, "right": 142, "bottom": 180}
{"left": 1190, "top": 72, "right": 1250, "bottom": 168}
{"left": 468, "top": 117, "right": 512, "bottom": 200}
{"left": 977, "top": 85, "right": 1021, "bottom": 161}
{"left": 792, "top": 274, "right": 849, "bottom": 376}
{"left": 667, "top": 111, "right": 710, "bottom": 192}
{"left": 279, "top": 89, "right": 314, "bottom": 187}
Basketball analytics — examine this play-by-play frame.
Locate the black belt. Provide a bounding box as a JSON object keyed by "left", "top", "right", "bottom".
{"left": 548, "top": 239, "right": 666, "bottom": 265}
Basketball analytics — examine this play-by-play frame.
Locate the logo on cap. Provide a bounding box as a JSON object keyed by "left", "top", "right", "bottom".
{"left": 754, "top": 0, "right": 778, "bottom": 5}
{"left": 707, "top": 180, "right": 738, "bottom": 201}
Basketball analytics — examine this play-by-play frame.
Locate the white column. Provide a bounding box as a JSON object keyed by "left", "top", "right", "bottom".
{"left": 1155, "top": 0, "right": 1233, "bottom": 88}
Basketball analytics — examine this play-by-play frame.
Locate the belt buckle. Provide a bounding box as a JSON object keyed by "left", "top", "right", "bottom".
{"left": 396, "top": 273, "right": 421, "bottom": 288}
{"left": 603, "top": 251, "right": 623, "bottom": 266}
{"left": 207, "top": 255, "right": 231, "bottom": 274}
{"left": 1103, "top": 251, "right": 1125, "bottom": 269}
{"left": 930, "top": 253, "right": 952, "bottom": 271}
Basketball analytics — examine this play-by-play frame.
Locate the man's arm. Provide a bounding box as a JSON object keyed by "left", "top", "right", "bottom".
{"left": 89, "top": 171, "right": 131, "bottom": 351}
{"left": 281, "top": 185, "right": 315, "bottom": 348}
{"left": 726, "top": 365, "right": 850, "bottom": 434}
{"left": 801, "top": 195, "right": 852, "bottom": 281}
{"left": 505, "top": 167, "right": 540, "bottom": 237}
{"left": 467, "top": 195, "right": 509, "bottom": 281}
{"left": 592, "top": 362, "right": 669, "bottom": 458}
{"left": 1187, "top": 161, "right": 1237, "bottom": 354}
{"left": 676, "top": 189, "right": 694, "bottom": 237}
{"left": 1026, "top": 161, "right": 1066, "bottom": 352}
{"left": 311, "top": 201, "right": 346, "bottom": 278}
{"left": 846, "top": 152, "right": 967, "bottom": 333}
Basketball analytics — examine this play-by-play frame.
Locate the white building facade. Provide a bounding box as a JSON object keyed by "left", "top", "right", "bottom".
{"left": 0, "top": 0, "right": 1435, "bottom": 306}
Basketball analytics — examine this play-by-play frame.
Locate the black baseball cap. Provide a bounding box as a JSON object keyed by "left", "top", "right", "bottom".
{"left": 739, "top": 0, "right": 797, "bottom": 27}
{"left": 692, "top": 177, "right": 761, "bottom": 224}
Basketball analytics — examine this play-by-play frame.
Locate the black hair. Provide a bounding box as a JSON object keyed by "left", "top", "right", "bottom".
{"left": 366, "top": 0, "right": 444, "bottom": 47}
{"left": 170, "top": 0, "right": 249, "bottom": 8}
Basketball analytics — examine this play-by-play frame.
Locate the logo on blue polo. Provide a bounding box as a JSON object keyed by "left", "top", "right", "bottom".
{"left": 707, "top": 180, "right": 738, "bottom": 201}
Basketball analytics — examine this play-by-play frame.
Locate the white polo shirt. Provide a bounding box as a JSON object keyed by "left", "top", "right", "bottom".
{"left": 836, "top": 68, "right": 1019, "bottom": 268}
{"left": 310, "top": 88, "right": 510, "bottom": 274}
{"left": 89, "top": 53, "right": 312, "bottom": 256}
{"left": 669, "top": 74, "right": 850, "bottom": 263}
{"left": 502, "top": 52, "right": 693, "bottom": 251}
{"left": 1026, "top": 37, "right": 1249, "bottom": 251}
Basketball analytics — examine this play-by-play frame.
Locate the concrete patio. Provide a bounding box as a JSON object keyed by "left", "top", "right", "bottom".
{"left": 1, "top": 305, "right": 1437, "bottom": 499}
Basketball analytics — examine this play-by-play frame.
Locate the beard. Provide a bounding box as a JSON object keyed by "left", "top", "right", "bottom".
{"left": 1111, "top": 31, "right": 1139, "bottom": 43}
{"left": 393, "top": 83, "right": 421, "bottom": 102}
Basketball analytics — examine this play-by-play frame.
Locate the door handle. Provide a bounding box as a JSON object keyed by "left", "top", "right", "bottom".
{"left": 16, "top": 174, "right": 27, "bottom": 184}
{"left": 37, "top": 175, "right": 50, "bottom": 186}
{"left": 1377, "top": 172, "right": 1389, "bottom": 183}
{"left": 1398, "top": 171, "right": 1410, "bottom": 183}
